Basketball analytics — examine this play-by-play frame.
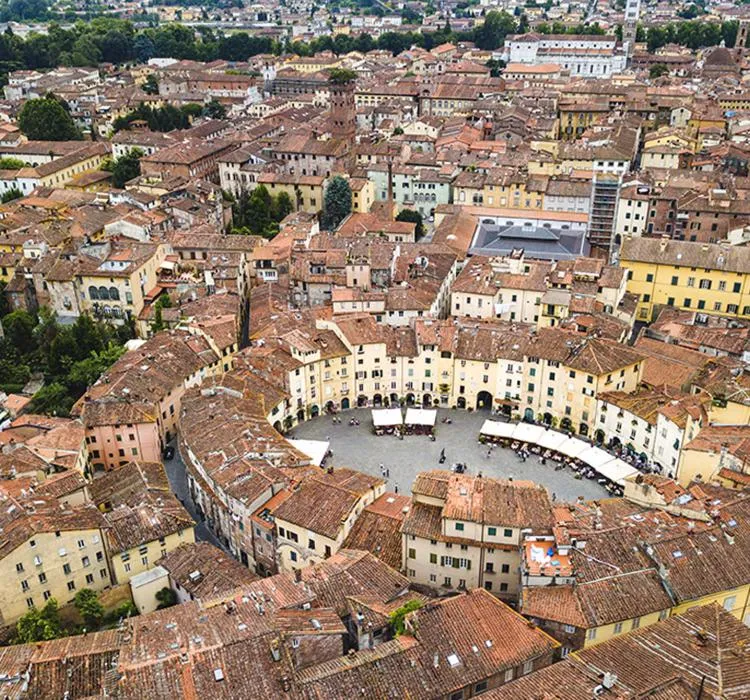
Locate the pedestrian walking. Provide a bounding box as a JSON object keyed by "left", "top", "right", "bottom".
{"left": 395, "top": 485, "right": 399, "bottom": 493}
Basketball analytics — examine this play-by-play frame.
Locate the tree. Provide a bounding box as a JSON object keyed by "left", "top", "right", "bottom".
{"left": 396, "top": 209, "right": 426, "bottom": 238}
{"left": 389, "top": 599, "right": 423, "bottom": 636}
{"left": 66, "top": 342, "right": 126, "bottom": 395}
{"left": 18, "top": 97, "right": 81, "bottom": 140}
{"left": 27, "top": 382, "right": 75, "bottom": 416}
{"left": 202, "top": 98, "right": 226, "bottom": 119}
{"left": 156, "top": 587, "right": 178, "bottom": 609}
{"left": 74, "top": 588, "right": 104, "bottom": 630}
{"left": 15, "top": 598, "right": 63, "bottom": 643}
{"left": 2, "top": 309, "right": 36, "bottom": 353}
{"left": 322, "top": 176, "right": 352, "bottom": 230}
{"left": 1, "top": 186, "right": 22, "bottom": 202}
{"left": 649, "top": 63, "right": 669, "bottom": 79}
{"left": 108, "top": 148, "right": 143, "bottom": 188}
{"left": 150, "top": 294, "right": 173, "bottom": 334}
{"left": 473, "top": 11, "right": 517, "bottom": 50}
{"left": 328, "top": 67, "right": 357, "bottom": 84}
{"left": 272, "top": 191, "right": 294, "bottom": 222}
{"left": 0, "top": 156, "right": 25, "bottom": 169}
{"left": 141, "top": 73, "right": 159, "bottom": 95}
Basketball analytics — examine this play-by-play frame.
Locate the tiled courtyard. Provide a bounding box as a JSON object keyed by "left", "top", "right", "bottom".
{"left": 288, "top": 407, "right": 609, "bottom": 502}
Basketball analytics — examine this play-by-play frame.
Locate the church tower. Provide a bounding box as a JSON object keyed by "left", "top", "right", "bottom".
{"left": 623, "top": 0, "right": 640, "bottom": 59}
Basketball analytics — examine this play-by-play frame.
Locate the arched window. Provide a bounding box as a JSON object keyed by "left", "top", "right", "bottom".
{"left": 109, "top": 287, "right": 120, "bottom": 301}
{"left": 88, "top": 286, "right": 99, "bottom": 300}
{"left": 98, "top": 286, "right": 109, "bottom": 300}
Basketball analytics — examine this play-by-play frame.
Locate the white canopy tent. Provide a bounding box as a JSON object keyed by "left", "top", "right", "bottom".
{"left": 577, "top": 445, "right": 617, "bottom": 471}
{"left": 372, "top": 408, "right": 403, "bottom": 427}
{"left": 512, "top": 423, "right": 545, "bottom": 445}
{"left": 287, "top": 439, "right": 330, "bottom": 467}
{"left": 556, "top": 437, "right": 590, "bottom": 459}
{"left": 536, "top": 429, "right": 568, "bottom": 452}
{"left": 405, "top": 408, "right": 437, "bottom": 427}
{"left": 597, "top": 459, "right": 640, "bottom": 486}
{"left": 480, "top": 420, "right": 515, "bottom": 439}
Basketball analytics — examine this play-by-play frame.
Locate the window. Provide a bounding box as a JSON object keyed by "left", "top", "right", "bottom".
{"left": 443, "top": 576, "right": 452, "bottom": 586}
{"left": 455, "top": 522, "right": 464, "bottom": 531}
{"left": 587, "top": 628, "right": 597, "bottom": 640}
{"left": 503, "top": 528, "right": 512, "bottom": 537}
{"left": 86, "top": 573, "right": 94, "bottom": 585}
{"left": 487, "top": 527, "right": 496, "bottom": 536}
{"left": 63, "top": 563, "right": 71, "bottom": 575}
{"left": 408, "top": 548, "right": 416, "bottom": 559}
{"left": 38, "top": 573, "right": 46, "bottom": 583}
{"left": 429, "top": 553, "right": 437, "bottom": 564}
{"left": 501, "top": 564, "right": 510, "bottom": 574}
{"left": 290, "top": 551, "right": 297, "bottom": 562}
{"left": 561, "top": 646, "right": 571, "bottom": 657}
{"left": 15, "top": 562, "right": 23, "bottom": 573}
{"left": 82, "top": 556, "right": 90, "bottom": 567}
{"left": 613, "top": 622, "right": 623, "bottom": 634}
{"left": 723, "top": 595, "right": 737, "bottom": 612}
{"left": 21, "top": 580, "right": 29, "bottom": 592}
{"left": 67, "top": 581, "right": 76, "bottom": 592}
{"left": 699, "top": 279, "right": 711, "bottom": 289}
{"left": 670, "top": 276, "right": 678, "bottom": 286}
{"left": 631, "top": 617, "right": 641, "bottom": 630}
{"left": 308, "top": 539, "right": 316, "bottom": 550}
{"left": 500, "top": 583, "right": 508, "bottom": 591}
{"left": 26, "top": 597, "right": 34, "bottom": 608}
{"left": 522, "top": 661, "right": 533, "bottom": 676}
{"left": 563, "top": 624, "right": 576, "bottom": 633}
{"left": 474, "top": 681, "right": 488, "bottom": 694}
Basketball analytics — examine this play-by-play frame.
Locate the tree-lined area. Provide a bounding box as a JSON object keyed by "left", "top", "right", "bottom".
{"left": 0, "top": 308, "right": 133, "bottom": 417}
{"left": 0, "top": 14, "right": 737, "bottom": 86}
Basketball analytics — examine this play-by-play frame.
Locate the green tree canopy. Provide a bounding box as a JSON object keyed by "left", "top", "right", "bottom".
{"left": 74, "top": 588, "right": 104, "bottom": 630}
{"left": 107, "top": 148, "right": 143, "bottom": 188}
{"left": 15, "top": 598, "right": 63, "bottom": 643}
{"left": 396, "top": 209, "right": 426, "bottom": 238}
{"left": 232, "top": 185, "right": 291, "bottom": 238}
{"left": 202, "top": 98, "right": 227, "bottom": 119}
{"left": 322, "top": 176, "right": 352, "bottom": 231}
{"left": 649, "top": 63, "right": 669, "bottom": 79}
{"left": 0, "top": 156, "right": 26, "bottom": 169}
{"left": 389, "top": 599, "right": 423, "bottom": 636}
{"left": 18, "top": 97, "right": 81, "bottom": 140}
{"left": 156, "top": 587, "right": 178, "bottom": 609}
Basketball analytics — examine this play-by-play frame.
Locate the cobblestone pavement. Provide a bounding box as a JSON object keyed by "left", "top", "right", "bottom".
{"left": 288, "top": 407, "right": 609, "bottom": 503}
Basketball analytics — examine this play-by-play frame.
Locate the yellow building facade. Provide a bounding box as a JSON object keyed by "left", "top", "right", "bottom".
{"left": 110, "top": 528, "right": 195, "bottom": 584}
{"left": 0, "top": 526, "right": 111, "bottom": 626}
{"left": 621, "top": 237, "right": 750, "bottom": 322}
